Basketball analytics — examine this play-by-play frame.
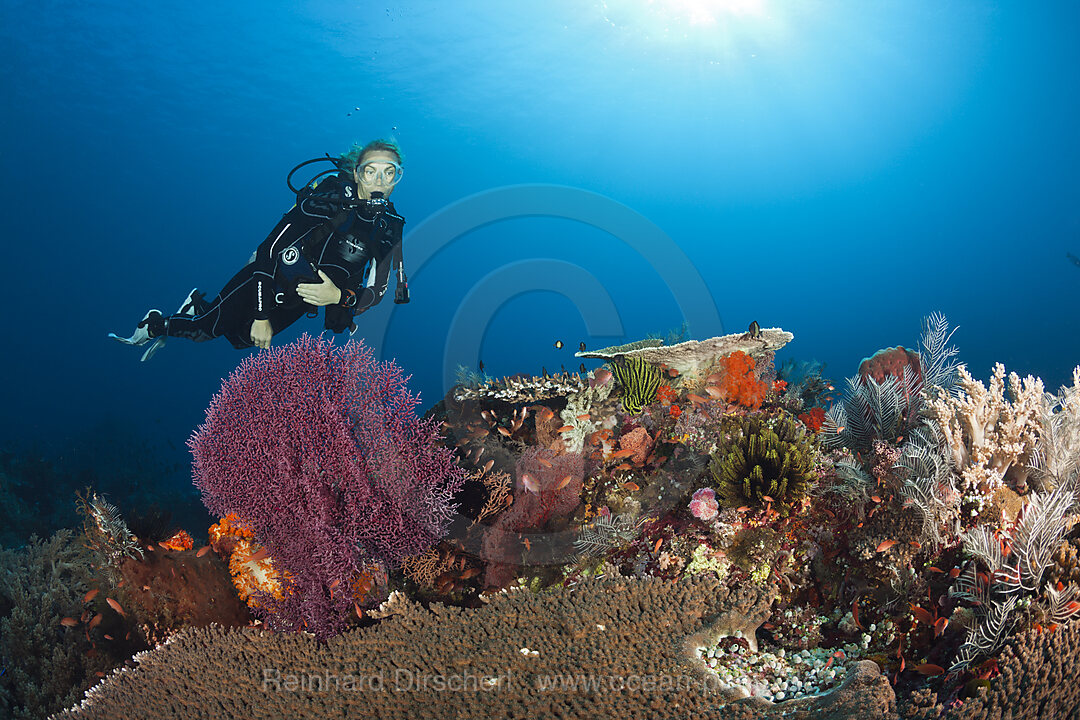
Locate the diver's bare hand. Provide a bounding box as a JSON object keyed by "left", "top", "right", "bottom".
{"left": 250, "top": 319, "right": 273, "bottom": 349}
{"left": 297, "top": 270, "right": 343, "bottom": 307}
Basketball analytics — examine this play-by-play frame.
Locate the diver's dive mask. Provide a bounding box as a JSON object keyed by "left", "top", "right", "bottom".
{"left": 358, "top": 160, "right": 403, "bottom": 188}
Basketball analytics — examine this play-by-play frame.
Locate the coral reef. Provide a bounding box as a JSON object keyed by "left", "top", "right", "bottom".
{"left": 189, "top": 335, "right": 464, "bottom": 639}
{"left": 37, "top": 313, "right": 1080, "bottom": 719}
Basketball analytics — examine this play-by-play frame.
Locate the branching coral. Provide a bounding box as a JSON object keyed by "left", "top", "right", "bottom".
{"left": 926, "top": 363, "right": 1047, "bottom": 493}
{"left": 708, "top": 413, "right": 817, "bottom": 516}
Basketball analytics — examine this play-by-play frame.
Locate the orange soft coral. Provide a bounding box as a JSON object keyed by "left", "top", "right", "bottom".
{"left": 159, "top": 529, "right": 193, "bottom": 551}
{"left": 209, "top": 515, "right": 288, "bottom": 609}
{"left": 656, "top": 384, "right": 678, "bottom": 406}
{"left": 716, "top": 351, "right": 768, "bottom": 410}
{"left": 799, "top": 407, "right": 826, "bottom": 433}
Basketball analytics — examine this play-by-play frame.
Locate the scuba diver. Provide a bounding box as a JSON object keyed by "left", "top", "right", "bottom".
{"left": 109, "top": 139, "right": 409, "bottom": 360}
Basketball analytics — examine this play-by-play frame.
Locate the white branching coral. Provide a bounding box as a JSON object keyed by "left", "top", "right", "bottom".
{"left": 926, "top": 363, "right": 1047, "bottom": 493}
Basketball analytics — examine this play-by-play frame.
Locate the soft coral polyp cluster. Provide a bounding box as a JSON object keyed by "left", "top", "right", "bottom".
{"left": 716, "top": 351, "right": 768, "bottom": 410}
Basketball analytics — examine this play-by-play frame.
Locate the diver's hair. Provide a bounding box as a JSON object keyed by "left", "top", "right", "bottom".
{"left": 339, "top": 139, "right": 404, "bottom": 174}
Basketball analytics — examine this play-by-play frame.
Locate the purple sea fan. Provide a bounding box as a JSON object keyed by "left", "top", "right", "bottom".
{"left": 690, "top": 487, "right": 719, "bottom": 522}
{"left": 189, "top": 335, "right": 463, "bottom": 638}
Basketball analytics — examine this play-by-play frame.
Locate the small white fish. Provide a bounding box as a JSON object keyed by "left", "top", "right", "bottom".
{"left": 521, "top": 473, "right": 540, "bottom": 493}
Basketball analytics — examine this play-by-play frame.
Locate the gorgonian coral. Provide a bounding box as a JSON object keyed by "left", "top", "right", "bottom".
{"left": 708, "top": 413, "right": 817, "bottom": 516}
{"left": 190, "top": 335, "right": 464, "bottom": 639}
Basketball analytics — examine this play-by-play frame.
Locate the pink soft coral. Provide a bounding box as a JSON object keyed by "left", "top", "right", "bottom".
{"left": 689, "top": 488, "right": 719, "bottom": 521}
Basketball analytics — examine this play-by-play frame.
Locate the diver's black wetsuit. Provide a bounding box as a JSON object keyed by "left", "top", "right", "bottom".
{"left": 161, "top": 174, "right": 405, "bottom": 348}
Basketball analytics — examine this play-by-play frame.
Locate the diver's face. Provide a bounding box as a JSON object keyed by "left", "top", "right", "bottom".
{"left": 353, "top": 150, "right": 402, "bottom": 199}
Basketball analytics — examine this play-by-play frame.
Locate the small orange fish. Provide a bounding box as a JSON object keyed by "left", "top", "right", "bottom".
{"left": 761, "top": 495, "right": 774, "bottom": 503}
{"left": 852, "top": 596, "right": 863, "bottom": 630}
{"left": 105, "top": 598, "right": 126, "bottom": 617}
{"left": 933, "top": 617, "right": 949, "bottom": 637}
{"left": 83, "top": 589, "right": 99, "bottom": 603}
{"left": 88, "top": 613, "right": 103, "bottom": 629}
{"left": 914, "top": 664, "right": 945, "bottom": 676}
{"left": 497, "top": 426, "right": 512, "bottom": 437}
{"left": 61, "top": 617, "right": 79, "bottom": 627}
{"left": 910, "top": 604, "right": 934, "bottom": 625}
{"left": 556, "top": 475, "right": 573, "bottom": 490}
{"left": 248, "top": 547, "right": 270, "bottom": 564}
{"left": 612, "top": 448, "right": 635, "bottom": 458}
{"left": 523, "top": 538, "right": 531, "bottom": 551}
{"left": 537, "top": 457, "right": 553, "bottom": 468}
{"left": 687, "top": 393, "right": 708, "bottom": 406}
{"left": 928, "top": 566, "right": 945, "bottom": 573}
{"left": 704, "top": 386, "right": 723, "bottom": 399}
{"left": 654, "top": 538, "right": 663, "bottom": 553}
{"left": 616, "top": 463, "right": 632, "bottom": 471}
{"left": 196, "top": 545, "right": 211, "bottom": 558}
{"left": 871, "top": 495, "right": 882, "bottom": 503}
{"left": 482, "top": 459, "right": 495, "bottom": 474}
{"left": 103, "top": 634, "right": 114, "bottom": 641}
{"left": 329, "top": 579, "right": 341, "bottom": 590}
{"left": 557, "top": 425, "right": 575, "bottom": 433}
{"left": 876, "top": 539, "right": 897, "bottom": 552}
{"left": 622, "top": 482, "right": 640, "bottom": 492}
{"left": 576, "top": 414, "right": 591, "bottom": 421}
{"left": 909, "top": 541, "right": 921, "bottom": 549}
{"left": 736, "top": 506, "right": 751, "bottom": 513}
{"left": 949, "top": 566, "right": 961, "bottom": 579}
{"left": 355, "top": 603, "right": 364, "bottom": 619}
{"left": 460, "top": 567, "right": 480, "bottom": 579}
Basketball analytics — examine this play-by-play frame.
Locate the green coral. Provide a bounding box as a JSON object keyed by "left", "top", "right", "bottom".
{"left": 609, "top": 355, "right": 663, "bottom": 414}
{"left": 708, "top": 413, "right": 817, "bottom": 516}
{"left": 685, "top": 543, "right": 731, "bottom": 580}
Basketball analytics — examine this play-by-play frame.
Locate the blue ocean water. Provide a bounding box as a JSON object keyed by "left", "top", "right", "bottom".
{"left": 2, "top": 1, "right": 1078, "bottom": 527}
